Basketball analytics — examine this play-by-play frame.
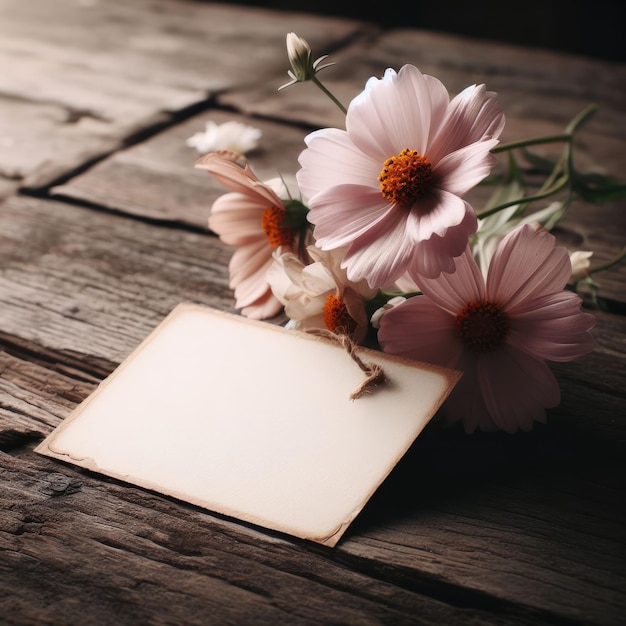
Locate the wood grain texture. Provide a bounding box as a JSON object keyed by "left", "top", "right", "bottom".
{"left": 0, "top": 195, "right": 623, "bottom": 623}
{"left": 0, "top": 0, "right": 365, "bottom": 188}
{"left": 51, "top": 109, "right": 310, "bottom": 228}
{"left": 2, "top": 448, "right": 549, "bottom": 626}
{"left": 0, "top": 1, "right": 624, "bottom": 624}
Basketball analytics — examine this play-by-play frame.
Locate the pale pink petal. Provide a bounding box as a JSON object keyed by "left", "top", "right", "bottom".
{"left": 378, "top": 296, "right": 463, "bottom": 367}
{"left": 487, "top": 225, "right": 572, "bottom": 309}
{"left": 307, "top": 184, "right": 392, "bottom": 248}
{"left": 232, "top": 266, "right": 272, "bottom": 311}
{"left": 413, "top": 245, "right": 485, "bottom": 314}
{"left": 507, "top": 292, "right": 595, "bottom": 361}
{"left": 477, "top": 347, "right": 559, "bottom": 433}
{"left": 209, "top": 196, "right": 266, "bottom": 246}
{"left": 229, "top": 239, "right": 272, "bottom": 288}
{"left": 240, "top": 290, "right": 283, "bottom": 320}
{"left": 342, "top": 286, "right": 370, "bottom": 330}
{"left": 427, "top": 84, "right": 505, "bottom": 163}
{"left": 265, "top": 257, "right": 295, "bottom": 305}
{"left": 408, "top": 202, "right": 478, "bottom": 280}
{"left": 438, "top": 351, "right": 495, "bottom": 433}
{"left": 291, "top": 313, "right": 326, "bottom": 332}
{"left": 285, "top": 293, "right": 325, "bottom": 320}
{"left": 295, "top": 64, "right": 503, "bottom": 288}
{"left": 391, "top": 272, "right": 421, "bottom": 293}
{"left": 347, "top": 65, "right": 448, "bottom": 158}
{"left": 405, "top": 190, "right": 472, "bottom": 241}
{"left": 421, "top": 74, "right": 453, "bottom": 139}
{"left": 297, "top": 129, "right": 379, "bottom": 201}
{"left": 341, "top": 208, "right": 414, "bottom": 287}
{"left": 434, "top": 137, "right": 499, "bottom": 196}
{"left": 196, "top": 151, "right": 282, "bottom": 207}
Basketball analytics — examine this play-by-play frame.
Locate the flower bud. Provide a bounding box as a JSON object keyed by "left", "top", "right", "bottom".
{"left": 569, "top": 250, "right": 593, "bottom": 282}
{"left": 279, "top": 32, "right": 334, "bottom": 90}
{"left": 286, "top": 32, "right": 314, "bottom": 82}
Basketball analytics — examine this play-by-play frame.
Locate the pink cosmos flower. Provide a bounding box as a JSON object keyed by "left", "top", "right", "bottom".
{"left": 378, "top": 224, "right": 595, "bottom": 433}
{"left": 297, "top": 64, "right": 505, "bottom": 288}
{"left": 196, "top": 151, "right": 309, "bottom": 320}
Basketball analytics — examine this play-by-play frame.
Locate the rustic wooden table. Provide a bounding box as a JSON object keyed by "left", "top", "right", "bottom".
{"left": 1, "top": 1, "right": 624, "bottom": 624}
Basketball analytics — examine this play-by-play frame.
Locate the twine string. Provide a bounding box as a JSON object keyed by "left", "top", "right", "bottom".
{"left": 306, "top": 328, "right": 387, "bottom": 400}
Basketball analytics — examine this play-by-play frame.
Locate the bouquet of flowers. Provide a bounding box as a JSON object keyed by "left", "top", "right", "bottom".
{"left": 191, "top": 33, "right": 625, "bottom": 434}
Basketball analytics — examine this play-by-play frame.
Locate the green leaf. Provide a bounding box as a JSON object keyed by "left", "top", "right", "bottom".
{"left": 521, "top": 148, "right": 559, "bottom": 174}
{"left": 572, "top": 172, "right": 626, "bottom": 203}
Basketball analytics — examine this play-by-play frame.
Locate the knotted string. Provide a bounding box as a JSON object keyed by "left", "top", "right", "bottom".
{"left": 306, "top": 328, "right": 387, "bottom": 400}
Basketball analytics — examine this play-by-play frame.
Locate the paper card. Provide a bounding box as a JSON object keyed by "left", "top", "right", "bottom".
{"left": 36, "top": 303, "right": 460, "bottom": 546}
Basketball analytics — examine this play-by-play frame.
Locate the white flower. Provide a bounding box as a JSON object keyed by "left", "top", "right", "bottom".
{"left": 267, "top": 245, "right": 376, "bottom": 343}
{"left": 370, "top": 296, "right": 407, "bottom": 329}
{"left": 569, "top": 250, "right": 593, "bottom": 282}
{"left": 186, "top": 120, "right": 262, "bottom": 155}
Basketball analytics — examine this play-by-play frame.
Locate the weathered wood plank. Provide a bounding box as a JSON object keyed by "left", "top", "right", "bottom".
{"left": 0, "top": 345, "right": 100, "bottom": 450}
{"left": 1, "top": 4, "right": 624, "bottom": 623}
{"left": 0, "top": 194, "right": 237, "bottom": 362}
{"left": 0, "top": 195, "right": 624, "bottom": 623}
{"left": 49, "top": 26, "right": 625, "bottom": 306}
{"left": 0, "top": 354, "right": 623, "bottom": 625}
{"left": 51, "top": 109, "right": 310, "bottom": 227}
{"left": 0, "top": 0, "right": 366, "bottom": 187}
{"left": 1, "top": 448, "right": 547, "bottom": 626}
{"left": 49, "top": 110, "right": 625, "bottom": 307}
{"left": 226, "top": 28, "right": 625, "bottom": 140}
{"left": 0, "top": 193, "right": 622, "bottom": 394}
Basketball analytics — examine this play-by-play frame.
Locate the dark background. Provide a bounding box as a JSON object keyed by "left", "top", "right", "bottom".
{"left": 220, "top": 0, "right": 625, "bottom": 62}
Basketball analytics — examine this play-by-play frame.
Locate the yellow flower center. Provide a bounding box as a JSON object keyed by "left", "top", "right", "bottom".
{"left": 261, "top": 206, "right": 294, "bottom": 248}
{"left": 455, "top": 301, "right": 510, "bottom": 353}
{"left": 378, "top": 148, "right": 433, "bottom": 205}
{"left": 323, "top": 294, "right": 357, "bottom": 335}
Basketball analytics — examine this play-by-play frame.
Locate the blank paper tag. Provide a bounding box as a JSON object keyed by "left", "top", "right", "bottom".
{"left": 36, "top": 303, "right": 460, "bottom": 546}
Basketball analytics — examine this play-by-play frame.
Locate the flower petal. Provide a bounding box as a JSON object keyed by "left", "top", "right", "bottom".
{"left": 428, "top": 84, "right": 505, "bottom": 164}
{"left": 297, "top": 129, "right": 379, "bottom": 201}
{"left": 240, "top": 289, "right": 283, "bottom": 320}
{"left": 507, "top": 291, "right": 595, "bottom": 361}
{"left": 379, "top": 295, "right": 462, "bottom": 367}
{"left": 408, "top": 199, "right": 478, "bottom": 281}
{"left": 438, "top": 350, "right": 495, "bottom": 433}
{"left": 487, "top": 224, "right": 572, "bottom": 309}
{"left": 342, "top": 207, "right": 415, "bottom": 287}
{"left": 307, "top": 184, "right": 392, "bottom": 248}
{"left": 196, "top": 151, "right": 282, "bottom": 207}
{"left": 347, "top": 65, "right": 449, "bottom": 158}
{"left": 209, "top": 194, "right": 267, "bottom": 246}
{"left": 434, "top": 138, "right": 499, "bottom": 197}
{"left": 477, "top": 347, "right": 560, "bottom": 433}
{"left": 413, "top": 244, "right": 485, "bottom": 313}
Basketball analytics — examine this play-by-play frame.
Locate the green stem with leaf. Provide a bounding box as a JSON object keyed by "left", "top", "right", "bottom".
{"left": 477, "top": 104, "right": 598, "bottom": 220}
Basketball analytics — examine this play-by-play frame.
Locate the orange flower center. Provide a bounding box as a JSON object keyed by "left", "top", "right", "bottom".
{"left": 323, "top": 294, "right": 357, "bottom": 335}
{"left": 261, "top": 206, "right": 294, "bottom": 248}
{"left": 378, "top": 148, "right": 433, "bottom": 205}
{"left": 455, "top": 301, "right": 510, "bottom": 353}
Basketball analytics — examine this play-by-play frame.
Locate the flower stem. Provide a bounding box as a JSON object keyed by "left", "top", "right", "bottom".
{"left": 479, "top": 105, "right": 598, "bottom": 220}
{"left": 589, "top": 248, "right": 626, "bottom": 276}
{"left": 565, "top": 103, "right": 598, "bottom": 134}
{"left": 312, "top": 76, "right": 347, "bottom": 114}
{"left": 492, "top": 104, "right": 598, "bottom": 155}
{"left": 492, "top": 134, "right": 570, "bottom": 154}
{"left": 477, "top": 176, "right": 569, "bottom": 219}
